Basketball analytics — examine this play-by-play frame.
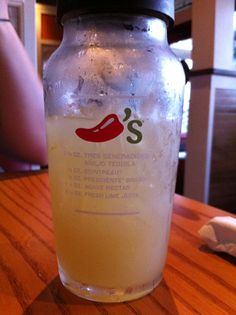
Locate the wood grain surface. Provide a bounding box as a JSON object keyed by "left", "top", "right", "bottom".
{"left": 0, "top": 172, "right": 235, "bottom": 315}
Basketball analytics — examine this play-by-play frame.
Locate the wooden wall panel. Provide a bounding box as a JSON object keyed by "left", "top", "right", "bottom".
{"left": 41, "top": 13, "right": 62, "bottom": 41}
{"left": 36, "top": 4, "right": 61, "bottom": 76}
{"left": 209, "top": 88, "right": 236, "bottom": 213}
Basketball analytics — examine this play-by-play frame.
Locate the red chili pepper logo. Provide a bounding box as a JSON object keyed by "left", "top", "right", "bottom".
{"left": 75, "top": 114, "right": 124, "bottom": 143}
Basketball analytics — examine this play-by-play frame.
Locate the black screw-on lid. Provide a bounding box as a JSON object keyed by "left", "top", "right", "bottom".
{"left": 57, "top": 0, "right": 174, "bottom": 26}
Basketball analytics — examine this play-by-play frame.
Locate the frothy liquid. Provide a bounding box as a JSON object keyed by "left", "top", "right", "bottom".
{"left": 46, "top": 115, "right": 181, "bottom": 301}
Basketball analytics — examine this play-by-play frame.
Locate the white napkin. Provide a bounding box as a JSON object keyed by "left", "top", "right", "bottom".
{"left": 198, "top": 216, "right": 236, "bottom": 257}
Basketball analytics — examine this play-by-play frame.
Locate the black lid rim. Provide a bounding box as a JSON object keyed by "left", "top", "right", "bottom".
{"left": 57, "top": 1, "right": 175, "bottom": 27}
{"left": 59, "top": 9, "right": 173, "bottom": 27}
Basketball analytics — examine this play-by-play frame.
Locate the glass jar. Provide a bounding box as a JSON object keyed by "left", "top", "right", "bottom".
{"left": 44, "top": 1, "right": 185, "bottom": 303}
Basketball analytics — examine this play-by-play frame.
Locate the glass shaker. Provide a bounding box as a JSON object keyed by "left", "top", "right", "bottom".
{"left": 44, "top": 0, "right": 185, "bottom": 302}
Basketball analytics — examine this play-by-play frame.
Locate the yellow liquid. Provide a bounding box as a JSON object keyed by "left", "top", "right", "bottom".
{"left": 46, "top": 115, "right": 180, "bottom": 301}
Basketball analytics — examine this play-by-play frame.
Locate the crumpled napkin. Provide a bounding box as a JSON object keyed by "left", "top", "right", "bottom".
{"left": 198, "top": 216, "right": 236, "bottom": 257}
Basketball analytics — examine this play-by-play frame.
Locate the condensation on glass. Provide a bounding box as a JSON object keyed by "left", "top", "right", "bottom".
{"left": 44, "top": 12, "right": 185, "bottom": 303}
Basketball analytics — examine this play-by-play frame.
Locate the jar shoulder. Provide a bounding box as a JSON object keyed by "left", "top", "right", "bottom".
{"left": 45, "top": 43, "right": 183, "bottom": 81}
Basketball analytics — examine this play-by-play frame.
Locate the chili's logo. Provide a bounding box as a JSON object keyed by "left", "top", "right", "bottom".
{"left": 75, "top": 108, "right": 143, "bottom": 144}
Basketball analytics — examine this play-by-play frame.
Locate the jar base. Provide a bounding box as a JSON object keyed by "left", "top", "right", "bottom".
{"left": 59, "top": 267, "right": 162, "bottom": 303}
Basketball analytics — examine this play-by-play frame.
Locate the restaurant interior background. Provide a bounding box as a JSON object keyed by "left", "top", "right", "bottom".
{"left": 8, "top": 0, "right": 236, "bottom": 214}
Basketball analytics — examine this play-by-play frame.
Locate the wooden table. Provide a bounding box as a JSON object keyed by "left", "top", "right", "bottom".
{"left": 0, "top": 172, "right": 235, "bottom": 315}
